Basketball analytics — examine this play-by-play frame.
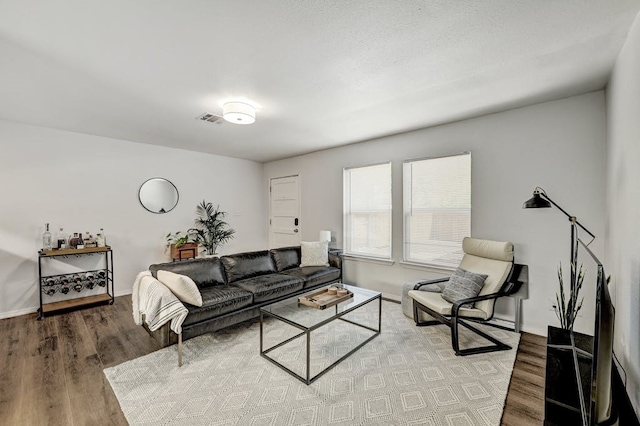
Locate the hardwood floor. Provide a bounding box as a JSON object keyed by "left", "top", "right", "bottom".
{"left": 0, "top": 295, "right": 546, "bottom": 425}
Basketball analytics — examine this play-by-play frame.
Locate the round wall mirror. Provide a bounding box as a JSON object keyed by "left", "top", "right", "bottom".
{"left": 138, "top": 178, "right": 179, "bottom": 214}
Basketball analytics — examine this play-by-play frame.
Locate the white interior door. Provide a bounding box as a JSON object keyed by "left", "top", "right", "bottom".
{"left": 270, "top": 175, "right": 301, "bottom": 248}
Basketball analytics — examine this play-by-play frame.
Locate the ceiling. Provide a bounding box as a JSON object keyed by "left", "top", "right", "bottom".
{"left": 1, "top": 1, "right": 639, "bottom": 163}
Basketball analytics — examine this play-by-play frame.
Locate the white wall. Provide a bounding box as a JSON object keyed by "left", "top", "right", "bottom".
{"left": 606, "top": 11, "right": 640, "bottom": 416}
{"left": 264, "top": 92, "right": 606, "bottom": 336}
{"left": 0, "top": 120, "right": 267, "bottom": 318}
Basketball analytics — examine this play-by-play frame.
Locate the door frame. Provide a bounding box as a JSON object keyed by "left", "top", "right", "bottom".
{"left": 268, "top": 173, "right": 301, "bottom": 248}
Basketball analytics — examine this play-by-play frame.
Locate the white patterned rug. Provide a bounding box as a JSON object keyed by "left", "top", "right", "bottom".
{"left": 105, "top": 301, "right": 520, "bottom": 425}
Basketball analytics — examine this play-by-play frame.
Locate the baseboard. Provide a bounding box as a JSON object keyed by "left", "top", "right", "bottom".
{"left": 0, "top": 306, "right": 38, "bottom": 319}
{"left": 115, "top": 289, "right": 133, "bottom": 297}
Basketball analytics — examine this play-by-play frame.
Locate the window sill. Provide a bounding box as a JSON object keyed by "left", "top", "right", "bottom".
{"left": 399, "top": 261, "right": 456, "bottom": 274}
{"left": 342, "top": 254, "right": 395, "bottom": 266}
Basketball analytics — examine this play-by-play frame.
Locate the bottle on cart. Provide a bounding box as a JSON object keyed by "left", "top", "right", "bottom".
{"left": 56, "top": 227, "right": 68, "bottom": 249}
{"left": 42, "top": 223, "right": 52, "bottom": 251}
{"left": 76, "top": 231, "right": 85, "bottom": 249}
{"left": 69, "top": 232, "right": 79, "bottom": 249}
{"left": 97, "top": 228, "right": 106, "bottom": 247}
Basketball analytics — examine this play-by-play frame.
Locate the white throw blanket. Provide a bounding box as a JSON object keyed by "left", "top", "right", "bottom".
{"left": 132, "top": 271, "right": 188, "bottom": 334}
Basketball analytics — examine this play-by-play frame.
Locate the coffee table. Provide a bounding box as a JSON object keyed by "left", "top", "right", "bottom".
{"left": 260, "top": 283, "right": 381, "bottom": 385}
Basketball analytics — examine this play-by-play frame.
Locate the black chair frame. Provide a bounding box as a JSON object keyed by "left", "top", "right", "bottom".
{"left": 412, "top": 263, "right": 527, "bottom": 356}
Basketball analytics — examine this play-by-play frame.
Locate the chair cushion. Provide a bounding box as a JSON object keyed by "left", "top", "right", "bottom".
{"left": 220, "top": 250, "right": 277, "bottom": 283}
{"left": 408, "top": 289, "right": 489, "bottom": 320}
{"left": 156, "top": 270, "right": 203, "bottom": 307}
{"left": 183, "top": 285, "right": 253, "bottom": 326}
{"left": 233, "top": 274, "right": 304, "bottom": 303}
{"left": 149, "top": 257, "right": 226, "bottom": 288}
{"left": 441, "top": 267, "right": 487, "bottom": 308}
{"left": 281, "top": 266, "right": 341, "bottom": 288}
{"left": 270, "top": 246, "right": 301, "bottom": 272}
{"left": 459, "top": 254, "right": 512, "bottom": 317}
{"left": 463, "top": 237, "right": 513, "bottom": 262}
{"left": 300, "top": 241, "right": 329, "bottom": 267}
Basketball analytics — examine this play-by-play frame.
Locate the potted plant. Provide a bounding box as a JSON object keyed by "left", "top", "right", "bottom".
{"left": 189, "top": 200, "right": 235, "bottom": 256}
{"left": 165, "top": 231, "right": 199, "bottom": 261}
{"left": 554, "top": 261, "right": 585, "bottom": 330}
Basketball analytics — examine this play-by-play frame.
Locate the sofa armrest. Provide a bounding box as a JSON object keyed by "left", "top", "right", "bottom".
{"left": 329, "top": 252, "right": 342, "bottom": 269}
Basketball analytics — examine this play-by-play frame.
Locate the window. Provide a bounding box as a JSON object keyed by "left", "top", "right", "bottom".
{"left": 343, "top": 162, "right": 392, "bottom": 259}
{"left": 403, "top": 152, "right": 471, "bottom": 268}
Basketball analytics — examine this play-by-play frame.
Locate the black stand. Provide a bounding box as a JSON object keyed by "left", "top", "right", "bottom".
{"left": 545, "top": 326, "right": 593, "bottom": 425}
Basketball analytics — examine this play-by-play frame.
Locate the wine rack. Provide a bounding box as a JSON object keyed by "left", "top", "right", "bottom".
{"left": 37, "top": 246, "right": 114, "bottom": 319}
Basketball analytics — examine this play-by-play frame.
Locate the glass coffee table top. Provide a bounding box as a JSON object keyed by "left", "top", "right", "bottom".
{"left": 259, "top": 283, "right": 382, "bottom": 385}
{"left": 260, "top": 283, "right": 380, "bottom": 330}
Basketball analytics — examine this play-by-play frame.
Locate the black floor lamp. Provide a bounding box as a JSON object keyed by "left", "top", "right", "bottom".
{"left": 522, "top": 186, "right": 596, "bottom": 298}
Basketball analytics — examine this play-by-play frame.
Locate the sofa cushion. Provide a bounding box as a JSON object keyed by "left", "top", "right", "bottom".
{"left": 281, "top": 266, "right": 341, "bottom": 288}
{"left": 156, "top": 270, "right": 203, "bottom": 307}
{"left": 183, "top": 285, "right": 253, "bottom": 326}
{"left": 270, "top": 246, "right": 301, "bottom": 272}
{"left": 221, "top": 250, "right": 277, "bottom": 283}
{"left": 233, "top": 274, "right": 303, "bottom": 303}
{"left": 407, "top": 289, "right": 489, "bottom": 320}
{"left": 300, "top": 241, "right": 329, "bottom": 267}
{"left": 149, "top": 257, "right": 226, "bottom": 288}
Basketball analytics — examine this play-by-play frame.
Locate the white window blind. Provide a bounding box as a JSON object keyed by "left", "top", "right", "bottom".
{"left": 403, "top": 153, "right": 471, "bottom": 268}
{"left": 343, "top": 162, "right": 392, "bottom": 259}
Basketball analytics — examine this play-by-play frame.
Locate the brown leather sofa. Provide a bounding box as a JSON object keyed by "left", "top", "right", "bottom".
{"left": 146, "top": 246, "right": 342, "bottom": 345}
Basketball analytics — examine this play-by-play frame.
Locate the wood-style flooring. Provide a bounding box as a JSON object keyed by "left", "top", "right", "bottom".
{"left": 0, "top": 295, "right": 546, "bottom": 425}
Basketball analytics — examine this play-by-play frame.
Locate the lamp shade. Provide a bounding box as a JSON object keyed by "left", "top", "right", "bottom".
{"left": 223, "top": 102, "right": 256, "bottom": 125}
{"left": 522, "top": 192, "right": 552, "bottom": 209}
{"left": 319, "top": 230, "right": 331, "bottom": 243}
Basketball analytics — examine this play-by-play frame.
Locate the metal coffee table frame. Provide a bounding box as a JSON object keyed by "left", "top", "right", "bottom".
{"left": 260, "top": 285, "right": 381, "bottom": 385}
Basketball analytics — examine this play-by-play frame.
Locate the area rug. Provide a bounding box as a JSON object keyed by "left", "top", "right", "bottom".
{"left": 104, "top": 301, "right": 520, "bottom": 425}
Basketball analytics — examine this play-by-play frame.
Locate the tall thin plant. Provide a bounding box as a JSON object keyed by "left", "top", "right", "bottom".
{"left": 555, "top": 261, "right": 585, "bottom": 330}
{"left": 189, "top": 200, "right": 235, "bottom": 255}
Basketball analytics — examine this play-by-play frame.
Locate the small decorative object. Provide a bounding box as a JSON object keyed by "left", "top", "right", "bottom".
{"left": 189, "top": 200, "right": 235, "bottom": 256}
{"left": 165, "top": 231, "right": 194, "bottom": 249}
{"left": 298, "top": 286, "right": 353, "bottom": 309}
{"left": 337, "top": 289, "right": 348, "bottom": 296}
{"left": 42, "top": 223, "right": 52, "bottom": 251}
{"left": 165, "top": 231, "right": 199, "bottom": 260}
{"left": 69, "top": 232, "right": 79, "bottom": 249}
{"left": 555, "top": 261, "right": 585, "bottom": 330}
{"left": 84, "top": 232, "right": 97, "bottom": 248}
{"left": 96, "top": 230, "right": 106, "bottom": 247}
{"left": 76, "top": 230, "right": 85, "bottom": 249}
{"left": 56, "top": 227, "right": 67, "bottom": 249}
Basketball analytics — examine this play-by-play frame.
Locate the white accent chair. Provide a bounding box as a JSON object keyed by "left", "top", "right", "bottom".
{"left": 408, "top": 237, "right": 527, "bottom": 356}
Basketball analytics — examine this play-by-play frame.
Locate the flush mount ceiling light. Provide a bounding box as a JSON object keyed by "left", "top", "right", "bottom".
{"left": 222, "top": 101, "right": 256, "bottom": 125}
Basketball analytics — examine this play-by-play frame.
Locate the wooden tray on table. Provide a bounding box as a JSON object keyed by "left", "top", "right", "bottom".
{"left": 298, "top": 287, "right": 353, "bottom": 310}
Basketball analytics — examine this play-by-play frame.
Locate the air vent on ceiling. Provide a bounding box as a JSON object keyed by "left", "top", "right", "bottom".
{"left": 196, "top": 112, "right": 224, "bottom": 124}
